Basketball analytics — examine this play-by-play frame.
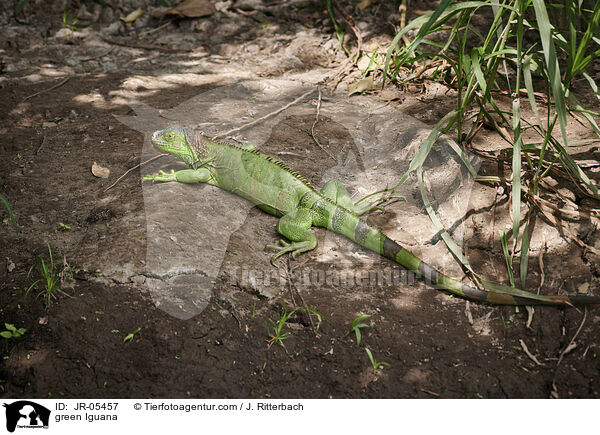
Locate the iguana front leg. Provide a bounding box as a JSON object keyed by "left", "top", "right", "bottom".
{"left": 142, "top": 168, "right": 212, "bottom": 184}
{"left": 320, "top": 179, "right": 400, "bottom": 215}
{"left": 265, "top": 208, "right": 317, "bottom": 264}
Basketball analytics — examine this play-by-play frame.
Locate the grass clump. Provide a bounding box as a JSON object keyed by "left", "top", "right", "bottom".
{"left": 373, "top": 0, "right": 600, "bottom": 293}
{"left": 26, "top": 243, "right": 72, "bottom": 305}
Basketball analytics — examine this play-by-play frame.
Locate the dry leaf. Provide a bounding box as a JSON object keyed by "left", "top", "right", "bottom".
{"left": 348, "top": 77, "right": 374, "bottom": 95}
{"left": 157, "top": 0, "right": 216, "bottom": 18}
{"left": 121, "top": 8, "right": 144, "bottom": 23}
{"left": 6, "top": 258, "right": 15, "bottom": 273}
{"left": 38, "top": 317, "right": 48, "bottom": 325}
{"left": 357, "top": 0, "right": 374, "bottom": 10}
{"left": 91, "top": 162, "right": 110, "bottom": 179}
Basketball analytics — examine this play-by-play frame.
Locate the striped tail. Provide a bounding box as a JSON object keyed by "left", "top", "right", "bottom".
{"left": 348, "top": 217, "right": 600, "bottom": 306}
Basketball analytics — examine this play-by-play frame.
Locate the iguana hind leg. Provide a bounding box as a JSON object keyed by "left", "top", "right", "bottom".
{"left": 265, "top": 208, "right": 317, "bottom": 264}
{"left": 320, "top": 179, "right": 400, "bottom": 215}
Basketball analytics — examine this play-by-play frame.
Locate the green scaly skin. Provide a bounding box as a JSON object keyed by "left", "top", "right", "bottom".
{"left": 143, "top": 126, "right": 600, "bottom": 306}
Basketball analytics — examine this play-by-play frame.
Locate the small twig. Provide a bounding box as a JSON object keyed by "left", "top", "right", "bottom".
{"left": 526, "top": 238, "right": 546, "bottom": 329}
{"left": 213, "top": 88, "right": 315, "bottom": 140}
{"left": 551, "top": 307, "right": 587, "bottom": 398}
{"left": 519, "top": 339, "right": 544, "bottom": 366}
{"left": 420, "top": 389, "right": 440, "bottom": 397}
{"left": 36, "top": 135, "right": 46, "bottom": 155}
{"left": 537, "top": 238, "right": 546, "bottom": 295}
{"left": 139, "top": 19, "right": 174, "bottom": 36}
{"left": 464, "top": 301, "right": 474, "bottom": 325}
{"left": 556, "top": 308, "right": 587, "bottom": 369}
{"left": 23, "top": 76, "right": 70, "bottom": 102}
{"left": 327, "top": 58, "right": 355, "bottom": 91}
{"left": 398, "top": 0, "right": 410, "bottom": 46}
{"left": 103, "top": 153, "right": 168, "bottom": 192}
{"left": 101, "top": 36, "right": 187, "bottom": 52}
{"left": 80, "top": 47, "right": 114, "bottom": 62}
{"left": 309, "top": 87, "right": 336, "bottom": 162}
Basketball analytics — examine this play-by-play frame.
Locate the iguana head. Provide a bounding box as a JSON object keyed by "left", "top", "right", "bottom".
{"left": 151, "top": 126, "right": 199, "bottom": 166}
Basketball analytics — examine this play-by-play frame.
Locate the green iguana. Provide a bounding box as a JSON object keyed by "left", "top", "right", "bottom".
{"left": 142, "top": 126, "right": 600, "bottom": 306}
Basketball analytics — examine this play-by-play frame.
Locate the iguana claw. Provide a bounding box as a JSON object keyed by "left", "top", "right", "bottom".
{"left": 353, "top": 191, "right": 403, "bottom": 215}
{"left": 142, "top": 169, "right": 177, "bottom": 182}
{"left": 265, "top": 240, "right": 313, "bottom": 265}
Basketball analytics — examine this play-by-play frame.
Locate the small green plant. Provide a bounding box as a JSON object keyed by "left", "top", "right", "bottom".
{"left": 0, "top": 323, "right": 26, "bottom": 339}
{"left": 267, "top": 306, "right": 322, "bottom": 349}
{"left": 26, "top": 243, "right": 71, "bottom": 305}
{"left": 123, "top": 327, "right": 141, "bottom": 343}
{"left": 365, "top": 348, "right": 390, "bottom": 375}
{"left": 61, "top": 10, "right": 82, "bottom": 31}
{"left": 348, "top": 314, "right": 371, "bottom": 347}
{"left": 0, "top": 193, "right": 18, "bottom": 234}
{"left": 57, "top": 222, "right": 71, "bottom": 230}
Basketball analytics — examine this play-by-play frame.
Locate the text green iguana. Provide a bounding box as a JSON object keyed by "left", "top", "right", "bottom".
{"left": 143, "top": 126, "right": 600, "bottom": 306}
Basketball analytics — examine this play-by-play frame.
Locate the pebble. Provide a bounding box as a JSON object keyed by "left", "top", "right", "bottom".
{"left": 106, "top": 21, "right": 122, "bottom": 35}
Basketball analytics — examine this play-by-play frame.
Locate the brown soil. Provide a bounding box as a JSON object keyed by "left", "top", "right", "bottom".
{"left": 1, "top": 0, "right": 599, "bottom": 399}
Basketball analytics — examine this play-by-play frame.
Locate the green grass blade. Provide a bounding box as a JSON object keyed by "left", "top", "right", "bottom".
{"left": 0, "top": 193, "right": 19, "bottom": 234}
{"left": 499, "top": 230, "right": 515, "bottom": 287}
{"left": 548, "top": 133, "right": 600, "bottom": 197}
{"left": 519, "top": 217, "right": 531, "bottom": 288}
{"left": 567, "top": 74, "right": 600, "bottom": 136}
{"left": 14, "top": 0, "right": 29, "bottom": 15}
{"left": 397, "top": 0, "right": 454, "bottom": 64}
{"left": 417, "top": 167, "right": 477, "bottom": 279}
{"left": 326, "top": 0, "right": 349, "bottom": 57}
{"left": 382, "top": 1, "right": 495, "bottom": 85}
{"left": 511, "top": 97, "right": 523, "bottom": 241}
{"left": 532, "top": 0, "right": 569, "bottom": 150}
{"left": 480, "top": 279, "right": 558, "bottom": 303}
{"left": 523, "top": 55, "right": 542, "bottom": 127}
{"left": 568, "top": 1, "right": 600, "bottom": 81}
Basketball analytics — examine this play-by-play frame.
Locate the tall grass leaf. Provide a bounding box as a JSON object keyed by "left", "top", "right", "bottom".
{"left": 326, "top": 0, "right": 349, "bottom": 57}
{"left": 383, "top": 1, "right": 491, "bottom": 86}
{"left": 570, "top": 73, "right": 600, "bottom": 135}
{"left": 568, "top": 1, "right": 600, "bottom": 81}
{"left": 519, "top": 217, "right": 532, "bottom": 288}
{"left": 480, "top": 279, "right": 557, "bottom": 303}
{"left": 0, "top": 193, "right": 19, "bottom": 234}
{"left": 499, "top": 230, "right": 515, "bottom": 287}
{"left": 523, "top": 55, "right": 542, "bottom": 126}
{"left": 511, "top": 97, "right": 523, "bottom": 240}
{"left": 417, "top": 168, "right": 477, "bottom": 278}
{"left": 549, "top": 134, "right": 600, "bottom": 197}
{"left": 470, "top": 47, "right": 488, "bottom": 95}
{"left": 532, "top": 0, "right": 569, "bottom": 150}
{"left": 397, "top": 0, "right": 454, "bottom": 64}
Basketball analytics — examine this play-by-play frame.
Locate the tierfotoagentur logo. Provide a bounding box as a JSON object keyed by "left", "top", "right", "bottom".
{"left": 3, "top": 401, "right": 50, "bottom": 432}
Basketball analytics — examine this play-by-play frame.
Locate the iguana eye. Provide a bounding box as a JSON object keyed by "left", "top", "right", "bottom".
{"left": 164, "top": 132, "right": 174, "bottom": 140}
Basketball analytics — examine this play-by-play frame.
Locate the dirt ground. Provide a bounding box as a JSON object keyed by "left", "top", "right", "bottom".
{"left": 1, "top": 0, "right": 599, "bottom": 399}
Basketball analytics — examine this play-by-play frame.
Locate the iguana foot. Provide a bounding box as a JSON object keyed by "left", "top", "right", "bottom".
{"left": 265, "top": 240, "right": 315, "bottom": 265}
{"left": 353, "top": 190, "right": 403, "bottom": 215}
{"left": 142, "top": 169, "right": 177, "bottom": 182}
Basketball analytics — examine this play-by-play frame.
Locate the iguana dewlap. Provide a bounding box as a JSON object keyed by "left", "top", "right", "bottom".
{"left": 143, "top": 126, "right": 600, "bottom": 306}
